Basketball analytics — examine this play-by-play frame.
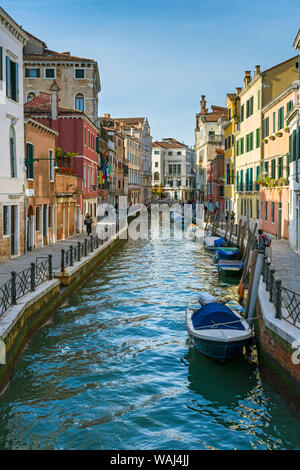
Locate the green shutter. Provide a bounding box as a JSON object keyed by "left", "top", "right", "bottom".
{"left": 6, "top": 56, "right": 11, "bottom": 98}
{"left": 271, "top": 159, "right": 275, "bottom": 178}
{"left": 250, "top": 132, "right": 253, "bottom": 151}
{"left": 15, "top": 62, "right": 19, "bottom": 102}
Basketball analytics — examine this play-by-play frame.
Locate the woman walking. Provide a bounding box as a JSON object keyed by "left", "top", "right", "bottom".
{"left": 84, "top": 213, "right": 92, "bottom": 236}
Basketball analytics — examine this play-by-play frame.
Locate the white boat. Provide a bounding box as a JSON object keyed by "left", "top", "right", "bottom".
{"left": 186, "top": 293, "right": 253, "bottom": 364}
{"left": 203, "top": 236, "right": 225, "bottom": 250}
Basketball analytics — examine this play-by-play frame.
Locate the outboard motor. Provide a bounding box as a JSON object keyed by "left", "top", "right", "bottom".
{"left": 198, "top": 292, "right": 216, "bottom": 306}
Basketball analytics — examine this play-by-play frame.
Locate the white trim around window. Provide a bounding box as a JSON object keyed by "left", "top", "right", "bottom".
{"left": 44, "top": 67, "right": 56, "bottom": 79}
{"left": 74, "top": 67, "right": 86, "bottom": 79}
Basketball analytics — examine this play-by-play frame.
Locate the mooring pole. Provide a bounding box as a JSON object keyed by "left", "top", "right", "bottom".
{"left": 247, "top": 249, "right": 264, "bottom": 327}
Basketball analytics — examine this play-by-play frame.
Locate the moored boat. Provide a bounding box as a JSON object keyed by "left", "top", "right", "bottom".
{"left": 186, "top": 297, "right": 252, "bottom": 364}
{"left": 204, "top": 236, "right": 226, "bottom": 250}
{"left": 217, "top": 259, "right": 244, "bottom": 276}
{"left": 215, "top": 247, "right": 240, "bottom": 260}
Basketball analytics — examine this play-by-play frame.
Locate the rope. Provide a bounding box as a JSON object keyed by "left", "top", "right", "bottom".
{"left": 193, "top": 315, "right": 262, "bottom": 330}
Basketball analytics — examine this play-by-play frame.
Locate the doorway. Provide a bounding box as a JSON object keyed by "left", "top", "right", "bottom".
{"left": 10, "top": 205, "right": 18, "bottom": 256}
{"left": 278, "top": 202, "right": 282, "bottom": 239}
{"left": 27, "top": 206, "right": 34, "bottom": 251}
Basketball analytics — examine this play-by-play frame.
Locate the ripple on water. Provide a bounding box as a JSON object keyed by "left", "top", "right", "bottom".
{"left": 0, "top": 235, "right": 299, "bottom": 450}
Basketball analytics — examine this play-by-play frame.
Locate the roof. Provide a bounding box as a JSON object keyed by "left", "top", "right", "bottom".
{"left": 21, "top": 28, "right": 47, "bottom": 47}
{"left": 226, "top": 93, "right": 237, "bottom": 102}
{"left": 24, "top": 116, "right": 59, "bottom": 136}
{"left": 0, "top": 7, "right": 28, "bottom": 44}
{"left": 152, "top": 138, "right": 187, "bottom": 149}
{"left": 24, "top": 49, "right": 95, "bottom": 63}
{"left": 113, "top": 118, "right": 145, "bottom": 124}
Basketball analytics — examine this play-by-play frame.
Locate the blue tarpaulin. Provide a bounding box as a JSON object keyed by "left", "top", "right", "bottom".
{"left": 191, "top": 303, "right": 245, "bottom": 331}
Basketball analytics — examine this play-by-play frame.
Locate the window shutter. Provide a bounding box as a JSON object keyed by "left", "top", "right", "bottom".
{"left": 15, "top": 62, "right": 19, "bottom": 102}
{"left": 0, "top": 47, "right": 2, "bottom": 82}
{"left": 6, "top": 56, "right": 11, "bottom": 98}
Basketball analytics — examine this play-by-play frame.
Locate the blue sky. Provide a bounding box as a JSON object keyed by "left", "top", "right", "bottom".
{"left": 1, "top": 0, "right": 299, "bottom": 146}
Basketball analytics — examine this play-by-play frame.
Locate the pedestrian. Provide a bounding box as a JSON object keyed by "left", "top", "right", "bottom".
{"left": 84, "top": 213, "right": 92, "bottom": 236}
{"left": 257, "top": 229, "right": 272, "bottom": 258}
{"left": 230, "top": 210, "right": 235, "bottom": 221}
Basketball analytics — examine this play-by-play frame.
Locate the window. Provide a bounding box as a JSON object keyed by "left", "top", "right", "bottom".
{"left": 265, "top": 201, "right": 268, "bottom": 221}
{"left": 263, "top": 161, "right": 269, "bottom": 176}
{"left": 246, "top": 96, "right": 254, "bottom": 118}
{"left": 75, "top": 68, "right": 85, "bottom": 79}
{"left": 26, "top": 142, "right": 34, "bottom": 179}
{"left": 228, "top": 108, "right": 231, "bottom": 120}
{"left": 49, "top": 149, "right": 54, "bottom": 181}
{"left": 257, "top": 90, "right": 261, "bottom": 110}
{"left": 3, "top": 206, "right": 9, "bottom": 235}
{"left": 6, "top": 56, "right": 19, "bottom": 101}
{"left": 36, "top": 207, "right": 40, "bottom": 231}
{"left": 154, "top": 150, "right": 159, "bottom": 155}
{"left": 271, "top": 202, "right": 275, "bottom": 223}
{"left": 228, "top": 135, "right": 231, "bottom": 148}
{"left": 154, "top": 172, "right": 159, "bottom": 181}
{"left": 271, "top": 159, "right": 276, "bottom": 179}
{"left": 240, "top": 104, "right": 244, "bottom": 122}
{"left": 26, "top": 91, "right": 36, "bottom": 102}
{"left": 168, "top": 151, "right": 172, "bottom": 156}
{"left": 84, "top": 127, "right": 86, "bottom": 145}
{"left": 44, "top": 68, "right": 55, "bottom": 79}
{"left": 278, "top": 157, "right": 283, "bottom": 178}
{"left": 256, "top": 199, "right": 259, "bottom": 219}
{"left": 286, "top": 100, "right": 293, "bottom": 113}
{"left": 273, "top": 111, "right": 276, "bottom": 133}
{"left": 177, "top": 151, "right": 181, "bottom": 155}
{"left": 155, "top": 162, "right": 158, "bottom": 167}
{"left": 9, "top": 126, "right": 17, "bottom": 178}
{"left": 260, "top": 200, "right": 263, "bottom": 219}
{"left": 263, "top": 117, "right": 269, "bottom": 137}
{"left": 25, "top": 68, "right": 40, "bottom": 78}
{"left": 75, "top": 93, "right": 84, "bottom": 111}
{"left": 278, "top": 106, "right": 284, "bottom": 130}
{"left": 256, "top": 128, "right": 260, "bottom": 148}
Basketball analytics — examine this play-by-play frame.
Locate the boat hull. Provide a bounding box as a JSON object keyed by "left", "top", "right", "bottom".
{"left": 191, "top": 335, "right": 247, "bottom": 364}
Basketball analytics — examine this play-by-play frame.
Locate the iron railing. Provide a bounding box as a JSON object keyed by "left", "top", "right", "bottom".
{"left": 0, "top": 255, "right": 53, "bottom": 318}
{"left": 262, "top": 256, "right": 300, "bottom": 328}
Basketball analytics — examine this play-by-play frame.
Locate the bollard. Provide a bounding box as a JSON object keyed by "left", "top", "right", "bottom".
{"left": 269, "top": 268, "right": 275, "bottom": 303}
{"left": 275, "top": 279, "right": 282, "bottom": 319}
{"left": 90, "top": 235, "right": 94, "bottom": 252}
{"left": 262, "top": 256, "right": 267, "bottom": 283}
{"left": 11, "top": 271, "right": 16, "bottom": 305}
{"left": 30, "top": 262, "right": 36, "bottom": 292}
{"left": 61, "top": 249, "right": 65, "bottom": 273}
{"left": 70, "top": 245, "right": 73, "bottom": 267}
{"left": 265, "top": 261, "right": 271, "bottom": 291}
{"left": 84, "top": 239, "right": 88, "bottom": 257}
{"left": 77, "top": 242, "right": 81, "bottom": 261}
{"left": 96, "top": 234, "right": 99, "bottom": 249}
{"left": 48, "top": 254, "right": 53, "bottom": 280}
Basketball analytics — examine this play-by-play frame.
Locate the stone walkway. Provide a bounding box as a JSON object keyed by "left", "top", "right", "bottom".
{"left": 0, "top": 229, "right": 98, "bottom": 286}
{"left": 270, "top": 239, "right": 300, "bottom": 294}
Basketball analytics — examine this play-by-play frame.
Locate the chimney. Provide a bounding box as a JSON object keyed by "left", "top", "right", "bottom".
{"left": 104, "top": 113, "right": 110, "bottom": 118}
{"left": 49, "top": 81, "right": 60, "bottom": 121}
{"left": 200, "top": 95, "right": 207, "bottom": 114}
{"left": 254, "top": 65, "right": 260, "bottom": 77}
{"left": 244, "top": 71, "right": 252, "bottom": 88}
{"left": 236, "top": 87, "right": 242, "bottom": 96}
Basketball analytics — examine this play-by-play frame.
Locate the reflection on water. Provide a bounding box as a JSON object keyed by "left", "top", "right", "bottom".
{"left": 0, "top": 230, "right": 299, "bottom": 450}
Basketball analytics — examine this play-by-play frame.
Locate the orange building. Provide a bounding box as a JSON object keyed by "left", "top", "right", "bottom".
{"left": 260, "top": 86, "right": 293, "bottom": 239}
{"left": 24, "top": 117, "right": 58, "bottom": 250}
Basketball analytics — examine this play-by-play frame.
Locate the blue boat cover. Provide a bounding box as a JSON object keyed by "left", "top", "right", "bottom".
{"left": 191, "top": 303, "right": 245, "bottom": 331}
{"left": 216, "top": 248, "right": 239, "bottom": 256}
{"left": 214, "top": 238, "right": 226, "bottom": 247}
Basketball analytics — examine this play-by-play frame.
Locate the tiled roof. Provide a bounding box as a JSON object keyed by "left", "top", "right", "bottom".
{"left": 226, "top": 93, "right": 237, "bottom": 101}
{"left": 152, "top": 138, "right": 187, "bottom": 149}
{"left": 114, "top": 118, "right": 145, "bottom": 124}
{"left": 24, "top": 49, "right": 94, "bottom": 62}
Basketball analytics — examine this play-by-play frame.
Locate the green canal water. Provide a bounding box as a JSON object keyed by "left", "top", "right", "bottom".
{"left": 0, "top": 232, "right": 300, "bottom": 450}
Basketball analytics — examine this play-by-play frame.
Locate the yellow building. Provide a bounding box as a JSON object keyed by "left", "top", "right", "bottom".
{"left": 235, "top": 57, "right": 298, "bottom": 228}
{"left": 222, "top": 90, "right": 241, "bottom": 213}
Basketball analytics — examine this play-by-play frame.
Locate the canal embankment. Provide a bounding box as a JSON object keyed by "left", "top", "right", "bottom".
{"left": 213, "top": 219, "right": 300, "bottom": 409}
{"left": 0, "top": 221, "right": 129, "bottom": 394}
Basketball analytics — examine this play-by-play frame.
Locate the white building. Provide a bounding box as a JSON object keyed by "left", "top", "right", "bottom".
{"left": 286, "top": 29, "right": 300, "bottom": 255}
{"left": 0, "top": 8, "right": 27, "bottom": 260}
{"left": 195, "top": 96, "right": 227, "bottom": 202}
{"left": 152, "top": 138, "right": 195, "bottom": 201}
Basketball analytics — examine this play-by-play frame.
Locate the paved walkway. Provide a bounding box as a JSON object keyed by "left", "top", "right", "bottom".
{"left": 0, "top": 229, "right": 98, "bottom": 286}
{"left": 270, "top": 239, "right": 300, "bottom": 293}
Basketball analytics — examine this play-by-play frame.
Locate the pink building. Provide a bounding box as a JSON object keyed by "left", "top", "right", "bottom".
{"left": 24, "top": 83, "right": 99, "bottom": 232}
{"left": 260, "top": 86, "right": 293, "bottom": 239}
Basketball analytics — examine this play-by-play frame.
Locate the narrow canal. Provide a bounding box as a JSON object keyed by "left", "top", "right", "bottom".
{"left": 0, "top": 230, "right": 300, "bottom": 450}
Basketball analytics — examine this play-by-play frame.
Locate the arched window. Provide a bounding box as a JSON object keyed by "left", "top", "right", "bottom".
{"left": 9, "top": 126, "right": 17, "bottom": 178}
{"left": 75, "top": 93, "right": 84, "bottom": 111}
{"left": 26, "top": 91, "right": 36, "bottom": 102}
{"left": 154, "top": 171, "right": 160, "bottom": 181}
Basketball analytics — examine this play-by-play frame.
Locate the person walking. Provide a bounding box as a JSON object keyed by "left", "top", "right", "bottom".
{"left": 84, "top": 213, "right": 92, "bottom": 236}
{"left": 257, "top": 229, "right": 272, "bottom": 259}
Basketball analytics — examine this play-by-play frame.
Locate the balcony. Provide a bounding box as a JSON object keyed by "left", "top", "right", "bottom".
{"left": 205, "top": 134, "right": 224, "bottom": 145}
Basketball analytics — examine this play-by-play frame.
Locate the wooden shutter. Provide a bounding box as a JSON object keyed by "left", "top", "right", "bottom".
{"left": 6, "top": 56, "right": 11, "bottom": 98}
{"left": 15, "top": 62, "right": 19, "bottom": 102}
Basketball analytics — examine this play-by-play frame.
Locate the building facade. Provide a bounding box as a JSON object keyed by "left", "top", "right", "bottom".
{"left": 260, "top": 87, "right": 293, "bottom": 240}
{"left": 0, "top": 8, "right": 27, "bottom": 260}
{"left": 195, "top": 96, "right": 227, "bottom": 203}
{"left": 23, "top": 31, "right": 101, "bottom": 125}
{"left": 286, "top": 30, "right": 300, "bottom": 254}
{"left": 152, "top": 138, "right": 196, "bottom": 201}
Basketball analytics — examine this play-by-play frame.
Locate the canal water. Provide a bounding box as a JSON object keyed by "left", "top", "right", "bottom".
{"left": 0, "top": 230, "right": 300, "bottom": 450}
